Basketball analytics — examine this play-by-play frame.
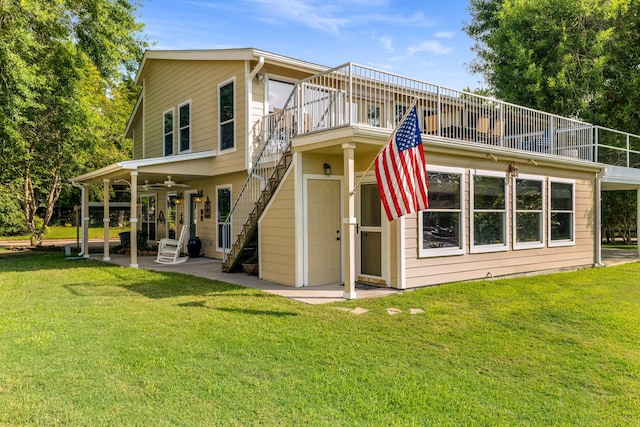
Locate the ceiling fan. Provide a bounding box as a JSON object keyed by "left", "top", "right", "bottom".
{"left": 141, "top": 175, "right": 189, "bottom": 190}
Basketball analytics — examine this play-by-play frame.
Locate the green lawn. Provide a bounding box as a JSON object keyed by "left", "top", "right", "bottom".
{"left": 1, "top": 252, "right": 639, "bottom": 425}
{"left": 0, "top": 225, "right": 129, "bottom": 241}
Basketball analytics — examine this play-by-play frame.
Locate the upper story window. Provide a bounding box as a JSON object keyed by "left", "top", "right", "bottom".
{"left": 163, "top": 109, "right": 174, "bottom": 156}
{"left": 419, "top": 166, "right": 465, "bottom": 257}
{"left": 178, "top": 101, "right": 190, "bottom": 153}
{"left": 549, "top": 178, "right": 575, "bottom": 246}
{"left": 219, "top": 80, "right": 235, "bottom": 151}
{"left": 513, "top": 175, "right": 545, "bottom": 249}
{"left": 471, "top": 170, "right": 508, "bottom": 253}
{"left": 268, "top": 79, "right": 294, "bottom": 113}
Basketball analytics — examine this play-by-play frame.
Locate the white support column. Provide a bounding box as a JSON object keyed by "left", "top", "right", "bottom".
{"left": 637, "top": 188, "right": 640, "bottom": 258}
{"left": 130, "top": 171, "right": 139, "bottom": 268}
{"left": 595, "top": 174, "right": 603, "bottom": 266}
{"left": 103, "top": 179, "right": 111, "bottom": 261}
{"left": 82, "top": 184, "right": 90, "bottom": 258}
{"left": 342, "top": 142, "right": 357, "bottom": 300}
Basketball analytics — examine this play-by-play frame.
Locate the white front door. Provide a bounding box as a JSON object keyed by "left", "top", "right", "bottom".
{"left": 356, "top": 182, "right": 388, "bottom": 285}
{"left": 307, "top": 179, "right": 341, "bottom": 286}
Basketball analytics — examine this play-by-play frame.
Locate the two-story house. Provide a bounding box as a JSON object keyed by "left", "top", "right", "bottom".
{"left": 71, "top": 48, "right": 640, "bottom": 298}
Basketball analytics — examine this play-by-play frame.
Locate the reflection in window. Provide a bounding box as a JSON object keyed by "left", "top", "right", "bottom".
{"left": 515, "top": 178, "right": 543, "bottom": 246}
{"left": 179, "top": 102, "right": 190, "bottom": 152}
{"left": 420, "top": 170, "right": 464, "bottom": 257}
{"left": 367, "top": 105, "right": 380, "bottom": 127}
{"left": 163, "top": 109, "right": 173, "bottom": 156}
{"left": 217, "top": 186, "right": 231, "bottom": 251}
{"left": 219, "top": 81, "right": 234, "bottom": 150}
{"left": 550, "top": 180, "right": 574, "bottom": 244}
{"left": 472, "top": 174, "right": 507, "bottom": 250}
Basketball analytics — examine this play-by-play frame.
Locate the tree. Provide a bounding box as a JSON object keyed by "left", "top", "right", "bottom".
{"left": 0, "top": 0, "right": 146, "bottom": 245}
{"left": 464, "top": 0, "right": 627, "bottom": 122}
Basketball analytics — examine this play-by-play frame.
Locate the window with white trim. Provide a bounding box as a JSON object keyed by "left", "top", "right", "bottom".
{"left": 217, "top": 185, "right": 232, "bottom": 252}
{"left": 513, "top": 174, "right": 544, "bottom": 249}
{"left": 219, "top": 80, "right": 235, "bottom": 151}
{"left": 178, "top": 101, "right": 190, "bottom": 153}
{"left": 419, "top": 166, "right": 465, "bottom": 257}
{"left": 163, "top": 109, "right": 174, "bottom": 156}
{"left": 471, "top": 170, "right": 508, "bottom": 253}
{"left": 549, "top": 178, "right": 575, "bottom": 246}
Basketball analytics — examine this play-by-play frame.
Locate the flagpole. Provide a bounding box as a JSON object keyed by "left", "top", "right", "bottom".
{"left": 350, "top": 98, "right": 419, "bottom": 195}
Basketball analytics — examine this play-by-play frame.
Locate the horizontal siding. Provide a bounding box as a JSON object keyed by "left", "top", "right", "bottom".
{"left": 402, "top": 151, "right": 598, "bottom": 289}
{"left": 260, "top": 170, "right": 296, "bottom": 286}
{"left": 142, "top": 59, "right": 247, "bottom": 173}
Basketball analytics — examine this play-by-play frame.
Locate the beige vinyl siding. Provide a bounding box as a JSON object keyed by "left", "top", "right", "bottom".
{"left": 402, "top": 149, "right": 597, "bottom": 288}
{"left": 142, "top": 59, "right": 247, "bottom": 174}
{"left": 259, "top": 169, "right": 296, "bottom": 286}
{"left": 132, "top": 121, "right": 143, "bottom": 160}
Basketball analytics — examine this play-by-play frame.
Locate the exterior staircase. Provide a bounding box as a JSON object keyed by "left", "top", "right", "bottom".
{"left": 221, "top": 95, "right": 300, "bottom": 272}
{"left": 221, "top": 145, "right": 293, "bottom": 272}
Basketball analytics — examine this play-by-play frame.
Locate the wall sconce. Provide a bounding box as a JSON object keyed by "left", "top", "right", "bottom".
{"left": 204, "top": 196, "right": 212, "bottom": 218}
{"left": 323, "top": 163, "right": 332, "bottom": 177}
{"left": 508, "top": 162, "right": 519, "bottom": 178}
{"left": 157, "top": 210, "right": 166, "bottom": 225}
{"left": 175, "top": 192, "right": 183, "bottom": 205}
{"left": 194, "top": 190, "right": 203, "bottom": 203}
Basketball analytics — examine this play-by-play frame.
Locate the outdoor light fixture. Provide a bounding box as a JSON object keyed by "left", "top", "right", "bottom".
{"left": 174, "top": 192, "right": 183, "bottom": 205}
{"left": 194, "top": 190, "right": 203, "bottom": 203}
{"left": 324, "top": 163, "right": 332, "bottom": 177}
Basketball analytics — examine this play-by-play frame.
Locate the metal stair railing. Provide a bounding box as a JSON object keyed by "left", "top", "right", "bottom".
{"left": 221, "top": 89, "right": 300, "bottom": 271}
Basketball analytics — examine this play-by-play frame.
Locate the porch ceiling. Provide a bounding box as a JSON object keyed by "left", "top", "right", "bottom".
{"left": 70, "top": 151, "right": 217, "bottom": 185}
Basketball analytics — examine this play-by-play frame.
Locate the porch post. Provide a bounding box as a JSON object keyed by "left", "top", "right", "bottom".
{"left": 637, "top": 188, "right": 640, "bottom": 258}
{"left": 342, "top": 142, "right": 357, "bottom": 299}
{"left": 594, "top": 173, "right": 603, "bottom": 266}
{"left": 82, "top": 184, "right": 90, "bottom": 258}
{"left": 103, "top": 179, "right": 111, "bottom": 261}
{"left": 130, "top": 171, "right": 139, "bottom": 268}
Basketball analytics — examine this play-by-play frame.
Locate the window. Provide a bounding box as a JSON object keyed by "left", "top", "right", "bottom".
{"left": 513, "top": 175, "right": 544, "bottom": 249}
{"left": 163, "top": 109, "right": 174, "bottom": 156}
{"left": 178, "top": 101, "right": 190, "bottom": 152}
{"left": 217, "top": 185, "right": 231, "bottom": 251}
{"left": 471, "top": 171, "right": 507, "bottom": 253}
{"left": 219, "top": 80, "right": 235, "bottom": 151}
{"left": 268, "top": 79, "right": 294, "bottom": 113}
{"left": 549, "top": 179, "right": 575, "bottom": 246}
{"left": 419, "top": 166, "right": 465, "bottom": 257}
{"left": 367, "top": 105, "right": 381, "bottom": 127}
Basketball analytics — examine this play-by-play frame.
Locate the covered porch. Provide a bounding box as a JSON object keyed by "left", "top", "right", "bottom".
{"left": 70, "top": 151, "right": 217, "bottom": 267}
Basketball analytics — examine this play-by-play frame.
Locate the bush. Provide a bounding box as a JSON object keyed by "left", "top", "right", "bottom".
{"left": 0, "top": 189, "right": 27, "bottom": 236}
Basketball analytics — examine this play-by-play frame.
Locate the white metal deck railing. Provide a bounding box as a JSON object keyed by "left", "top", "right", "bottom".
{"left": 222, "top": 62, "right": 640, "bottom": 264}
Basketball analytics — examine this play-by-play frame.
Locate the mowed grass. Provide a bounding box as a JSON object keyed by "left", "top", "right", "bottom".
{"left": 0, "top": 225, "right": 128, "bottom": 241}
{"left": 1, "top": 252, "right": 639, "bottom": 426}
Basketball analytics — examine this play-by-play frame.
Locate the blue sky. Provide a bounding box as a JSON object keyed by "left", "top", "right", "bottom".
{"left": 138, "top": 0, "right": 483, "bottom": 90}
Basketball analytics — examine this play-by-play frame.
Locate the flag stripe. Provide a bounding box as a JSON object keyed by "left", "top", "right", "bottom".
{"left": 374, "top": 106, "right": 429, "bottom": 221}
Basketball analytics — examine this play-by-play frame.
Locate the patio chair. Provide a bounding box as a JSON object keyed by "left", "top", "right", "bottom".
{"left": 155, "top": 225, "right": 190, "bottom": 264}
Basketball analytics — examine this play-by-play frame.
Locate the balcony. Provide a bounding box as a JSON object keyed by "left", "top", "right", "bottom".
{"left": 258, "top": 63, "right": 640, "bottom": 170}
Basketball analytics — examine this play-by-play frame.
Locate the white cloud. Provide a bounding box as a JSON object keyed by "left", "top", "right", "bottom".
{"left": 435, "top": 31, "right": 455, "bottom": 39}
{"left": 407, "top": 40, "right": 452, "bottom": 55}
{"left": 378, "top": 35, "right": 394, "bottom": 53}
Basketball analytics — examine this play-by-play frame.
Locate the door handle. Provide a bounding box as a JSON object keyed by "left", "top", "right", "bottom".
{"left": 355, "top": 223, "right": 359, "bottom": 234}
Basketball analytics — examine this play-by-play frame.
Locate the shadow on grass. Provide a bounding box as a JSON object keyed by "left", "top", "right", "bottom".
{"left": 213, "top": 307, "right": 298, "bottom": 317}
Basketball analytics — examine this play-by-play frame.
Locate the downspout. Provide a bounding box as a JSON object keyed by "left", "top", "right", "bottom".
{"left": 71, "top": 181, "right": 87, "bottom": 256}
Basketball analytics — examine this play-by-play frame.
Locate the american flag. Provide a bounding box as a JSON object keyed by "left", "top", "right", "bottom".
{"left": 374, "top": 106, "right": 429, "bottom": 221}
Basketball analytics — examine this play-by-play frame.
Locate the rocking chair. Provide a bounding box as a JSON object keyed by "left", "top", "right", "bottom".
{"left": 155, "top": 225, "right": 190, "bottom": 264}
